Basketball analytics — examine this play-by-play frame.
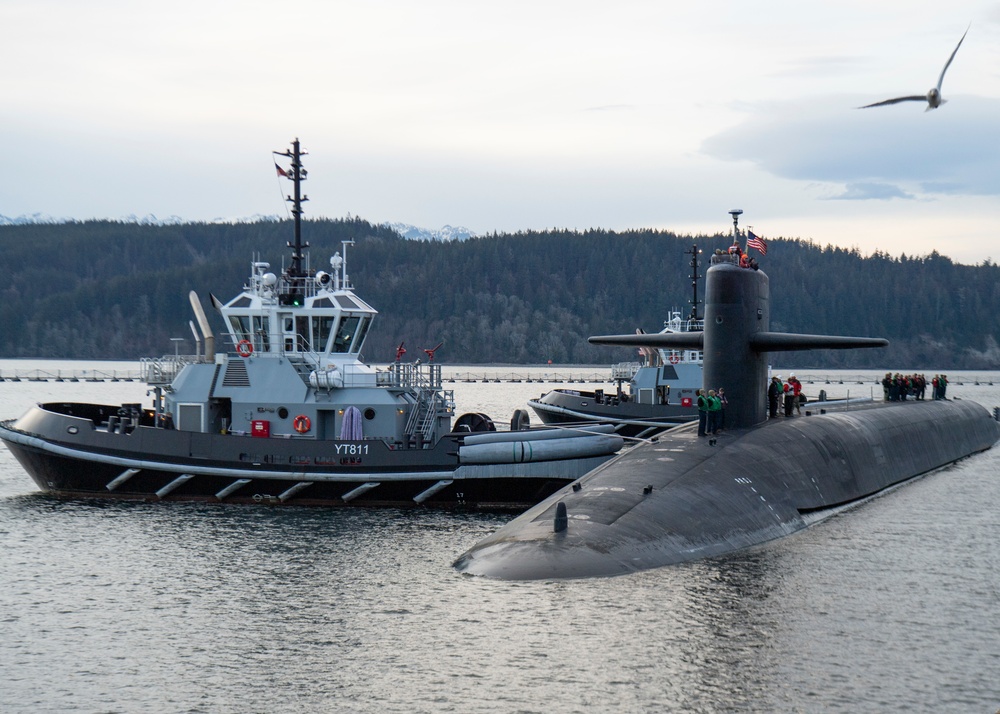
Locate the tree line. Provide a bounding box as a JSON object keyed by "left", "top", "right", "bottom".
{"left": 1, "top": 218, "right": 998, "bottom": 369}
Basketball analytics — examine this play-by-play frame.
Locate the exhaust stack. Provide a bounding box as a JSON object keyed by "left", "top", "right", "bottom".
{"left": 189, "top": 291, "right": 215, "bottom": 361}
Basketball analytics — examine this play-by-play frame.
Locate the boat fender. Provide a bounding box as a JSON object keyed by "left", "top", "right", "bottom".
{"left": 236, "top": 339, "right": 254, "bottom": 358}
{"left": 293, "top": 415, "right": 311, "bottom": 433}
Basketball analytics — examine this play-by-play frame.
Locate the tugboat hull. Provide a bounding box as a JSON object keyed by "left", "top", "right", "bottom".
{"left": 1, "top": 404, "right": 621, "bottom": 509}
{"left": 528, "top": 389, "right": 695, "bottom": 436}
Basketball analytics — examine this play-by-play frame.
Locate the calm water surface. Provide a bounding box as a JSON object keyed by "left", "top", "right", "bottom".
{"left": 1, "top": 363, "right": 998, "bottom": 713}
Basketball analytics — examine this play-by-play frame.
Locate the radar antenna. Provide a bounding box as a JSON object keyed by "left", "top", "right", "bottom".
{"left": 729, "top": 209, "right": 743, "bottom": 239}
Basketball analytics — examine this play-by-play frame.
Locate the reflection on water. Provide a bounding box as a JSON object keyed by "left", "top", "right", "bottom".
{"left": 2, "top": 368, "right": 1000, "bottom": 711}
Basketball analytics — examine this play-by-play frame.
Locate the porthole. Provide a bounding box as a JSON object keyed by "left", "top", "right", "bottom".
{"left": 364, "top": 408, "right": 376, "bottom": 420}
{"left": 715, "top": 316, "right": 724, "bottom": 324}
{"left": 277, "top": 407, "right": 289, "bottom": 419}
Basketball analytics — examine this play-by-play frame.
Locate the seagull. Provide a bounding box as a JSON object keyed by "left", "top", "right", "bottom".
{"left": 859, "top": 26, "right": 969, "bottom": 111}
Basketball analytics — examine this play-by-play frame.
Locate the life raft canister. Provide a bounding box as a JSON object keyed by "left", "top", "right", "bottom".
{"left": 236, "top": 339, "right": 254, "bottom": 357}
{"left": 293, "top": 415, "right": 311, "bottom": 433}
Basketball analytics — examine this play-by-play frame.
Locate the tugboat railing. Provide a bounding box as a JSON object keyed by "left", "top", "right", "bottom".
{"left": 379, "top": 362, "right": 443, "bottom": 390}
{"left": 612, "top": 362, "right": 643, "bottom": 381}
{"left": 141, "top": 356, "right": 196, "bottom": 385}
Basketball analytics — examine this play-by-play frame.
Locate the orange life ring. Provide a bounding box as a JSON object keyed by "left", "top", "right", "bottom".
{"left": 668, "top": 353, "right": 680, "bottom": 365}
{"left": 293, "top": 414, "right": 311, "bottom": 434}
{"left": 236, "top": 339, "right": 254, "bottom": 357}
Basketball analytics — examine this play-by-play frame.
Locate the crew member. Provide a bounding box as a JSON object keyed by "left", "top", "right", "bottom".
{"left": 707, "top": 389, "right": 722, "bottom": 435}
{"left": 767, "top": 376, "right": 781, "bottom": 419}
{"left": 788, "top": 374, "right": 803, "bottom": 414}
{"left": 697, "top": 389, "right": 709, "bottom": 437}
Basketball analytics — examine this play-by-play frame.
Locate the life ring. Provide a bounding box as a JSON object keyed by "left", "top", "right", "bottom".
{"left": 293, "top": 415, "right": 311, "bottom": 434}
{"left": 668, "top": 353, "right": 680, "bottom": 365}
{"left": 236, "top": 339, "right": 254, "bottom": 357}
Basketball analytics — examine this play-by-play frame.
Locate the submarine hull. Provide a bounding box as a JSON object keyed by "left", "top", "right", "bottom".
{"left": 454, "top": 399, "right": 1000, "bottom": 579}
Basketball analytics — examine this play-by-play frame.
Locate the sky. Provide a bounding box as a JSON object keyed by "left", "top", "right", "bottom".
{"left": 3, "top": 1, "right": 1000, "bottom": 264}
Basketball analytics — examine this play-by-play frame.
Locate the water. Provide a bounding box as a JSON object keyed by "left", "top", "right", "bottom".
{"left": 2, "top": 363, "right": 999, "bottom": 713}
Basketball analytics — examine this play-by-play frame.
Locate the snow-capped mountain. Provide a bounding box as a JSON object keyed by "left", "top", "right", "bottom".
{"left": 384, "top": 222, "right": 476, "bottom": 242}
{"left": 0, "top": 213, "right": 190, "bottom": 226}
{"left": 1, "top": 213, "right": 477, "bottom": 242}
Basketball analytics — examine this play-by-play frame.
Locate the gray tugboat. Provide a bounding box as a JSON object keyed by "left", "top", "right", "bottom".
{"left": 528, "top": 217, "right": 730, "bottom": 436}
{"left": 527, "top": 308, "right": 704, "bottom": 438}
{"left": 0, "top": 140, "right": 624, "bottom": 508}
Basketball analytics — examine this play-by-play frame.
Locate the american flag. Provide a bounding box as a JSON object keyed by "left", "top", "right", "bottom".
{"left": 274, "top": 163, "right": 289, "bottom": 177}
{"left": 747, "top": 230, "right": 767, "bottom": 255}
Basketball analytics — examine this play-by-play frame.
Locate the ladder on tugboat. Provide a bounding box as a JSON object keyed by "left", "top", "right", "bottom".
{"left": 405, "top": 390, "right": 441, "bottom": 444}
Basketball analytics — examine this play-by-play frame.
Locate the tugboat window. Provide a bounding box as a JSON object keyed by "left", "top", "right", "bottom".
{"left": 352, "top": 317, "right": 371, "bottom": 353}
{"left": 229, "top": 315, "right": 252, "bottom": 342}
{"left": 252, "top": 316, "right": 269, "bottom": 351}
{"left": 295, "top": 316, "right": 309, "bottom": 351}
{"left": 333, "top": 315, "right": 361, "bottom": 353}
{"left": 311, "top": 315, "right": 335, "bottom": 353}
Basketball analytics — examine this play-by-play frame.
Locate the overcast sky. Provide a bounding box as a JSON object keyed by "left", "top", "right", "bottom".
{"left": 3, "top": 1, "right": 1000, "bottom": 264}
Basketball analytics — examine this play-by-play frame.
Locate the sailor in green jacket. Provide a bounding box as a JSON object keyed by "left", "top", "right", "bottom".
{"left": 707, "top": 389, "right": 722, "bottom": 435}
{"left": 697, "top": 389, "right": 709, "bottom": 437}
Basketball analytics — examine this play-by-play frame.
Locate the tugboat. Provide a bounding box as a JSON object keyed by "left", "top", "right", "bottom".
{"left": 527, "top": 311, "right": 702, "bottom": 438}
{"left": 0, "top": 140, "right": 624, "bottom": 509}
{"left": 528, "top": 243, "right": 710, "bottom": 437}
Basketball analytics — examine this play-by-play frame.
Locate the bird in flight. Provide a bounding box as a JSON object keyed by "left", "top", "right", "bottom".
{"left": 859, "top": 26, "right": 969, "bottom": 111}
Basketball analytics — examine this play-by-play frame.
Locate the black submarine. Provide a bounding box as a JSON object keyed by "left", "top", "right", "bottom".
{"left": 455, "top": 218, "right": 1000, "bottom": 579}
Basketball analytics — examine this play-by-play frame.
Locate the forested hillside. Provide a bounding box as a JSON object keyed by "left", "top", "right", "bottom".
{"left": 2, "top": 218, "right": 998, "bottom": 369}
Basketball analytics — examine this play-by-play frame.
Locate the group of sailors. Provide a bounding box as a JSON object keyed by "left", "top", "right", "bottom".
{"left": 882, "top": 373, "right": 948, "bottom": 401}
{"left": 713, "top": 240, "right": 760, "bottom": 270}
{"left": 767, "top": 374, "right": 803, "bottom": 418}
{"left": 696, "top": 388, "right": 728, "bottom": 436}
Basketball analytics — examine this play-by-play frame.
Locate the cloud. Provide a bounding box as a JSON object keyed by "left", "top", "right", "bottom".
{"left": 700, "top": 96, "right": 1000, "bottom": 199}
{"left": 826, "top": 182, "right": 913, "bottom": 200}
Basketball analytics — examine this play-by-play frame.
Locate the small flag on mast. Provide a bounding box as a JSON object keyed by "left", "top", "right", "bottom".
{"left": 747, "top": 230, "right": 767, "bottom": 255}
{"left": 275, "top": 163, "right": 289, "bottom": 177}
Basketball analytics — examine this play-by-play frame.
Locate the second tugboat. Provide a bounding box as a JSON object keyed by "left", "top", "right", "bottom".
{"left": 528, "top": 228, "right": 721, "bottom": 436}
{"left": 0, "top": 140, "right": 624, "bottom": 509}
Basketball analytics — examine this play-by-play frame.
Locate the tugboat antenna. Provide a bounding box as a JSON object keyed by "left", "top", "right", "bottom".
{"left": 684, "top": 244, "right": 702, "bottom": 322}
{"left": 274, "top": 138, "right": 310, "bottom": 278}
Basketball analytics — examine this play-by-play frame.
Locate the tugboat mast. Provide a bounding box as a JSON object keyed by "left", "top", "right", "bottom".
{"left": 684, "top": 244, "right": 702, "bottom": 322}
{"left": 273, "top": 138, "right": 310, "bottom": 278}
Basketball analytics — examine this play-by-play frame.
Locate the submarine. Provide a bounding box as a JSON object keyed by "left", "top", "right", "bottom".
{"left": 455, "top": 227, "right": 1000, "bottom": 580}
